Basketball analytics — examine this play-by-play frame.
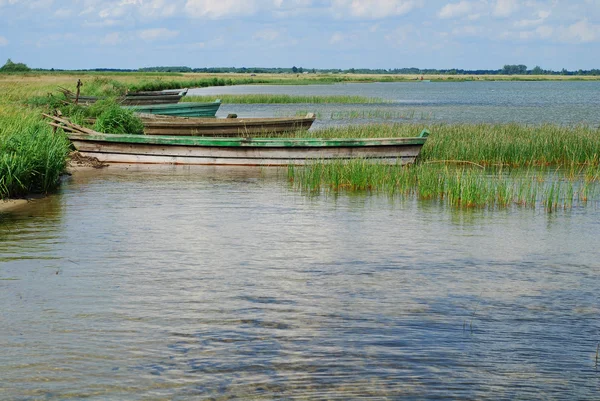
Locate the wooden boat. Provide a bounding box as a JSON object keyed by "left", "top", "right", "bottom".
{"left": 139, "top": 113, "right": 316, "bottom": 136}
{"left": 45, "top": 115, "right": 429, "bottom": 166}
{"left": 123, "top": 100, "right": 221, "bottom": 117}
{"left": 59, "top": 88, "right": 189, "bottom": 106}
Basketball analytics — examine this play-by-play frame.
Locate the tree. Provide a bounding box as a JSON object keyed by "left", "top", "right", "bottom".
{"left": 530, "top": 65, "right": 544, "bottom": 75}
{"left": 0, "top": 58, "right": 30, "bottom": 72}
{"left": 292, "top": 66, "right": 298, "bottom": 73}
{"left": 501, "top": 64, "right": 527, "bottom": 75}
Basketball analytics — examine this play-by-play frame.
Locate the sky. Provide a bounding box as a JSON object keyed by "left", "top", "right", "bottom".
{"left": 0, "top": 0, "right": 599, "bottom": 70}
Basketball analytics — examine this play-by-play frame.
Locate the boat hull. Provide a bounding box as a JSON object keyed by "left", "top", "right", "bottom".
{"left": 124, "top": 101, "right": 221, "bottom": 117}
{"left": 68, "top": 133, "right": 427, "bottom": 166}
{"left": 65, "top": 90, "right": 188, "bottom": 105}
{"left": 140, "top": 114, "right": 316, "bottom": 136}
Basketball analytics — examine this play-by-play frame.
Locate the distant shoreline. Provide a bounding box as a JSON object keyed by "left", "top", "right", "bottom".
{"left": 2, "top": 71, "right": 600, "bottom": 83}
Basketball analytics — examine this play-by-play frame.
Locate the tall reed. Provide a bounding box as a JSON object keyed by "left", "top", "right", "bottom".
{"left": 288, "top": 161, "right": 600, "bottom": 211}
{"left": 0, "top": 111, "right": 70, "bottom": 199}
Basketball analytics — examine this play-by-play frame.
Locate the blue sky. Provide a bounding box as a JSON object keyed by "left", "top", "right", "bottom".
{"left": 0, "top": 0, "right": 599, "bottom": 70}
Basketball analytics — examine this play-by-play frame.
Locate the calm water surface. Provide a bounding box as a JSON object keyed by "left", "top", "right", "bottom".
{"left": 1, "top": 166, "right": 599, "bottom": 400}
{"left": 190, "top": 81, "right": 600, "bottom": 126}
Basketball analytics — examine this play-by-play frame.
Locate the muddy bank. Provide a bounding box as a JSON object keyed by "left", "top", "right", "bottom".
{"left": 0, "top": 198, "right": 32, "bottom": 213}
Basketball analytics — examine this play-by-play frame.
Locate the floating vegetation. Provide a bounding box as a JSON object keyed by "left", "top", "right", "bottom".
{"left": 183, "top": 94, "right": 388, "bottom": 104}
{"left": 287, "top": 162, "right": 600, "bottom": 211}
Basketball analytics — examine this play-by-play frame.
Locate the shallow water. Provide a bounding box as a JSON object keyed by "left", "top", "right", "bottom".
{"left": 190, "top": 81, "right": 600, "bottom": 126}
{"left": 1, "top": 166, "right": 599, "bottom": 400}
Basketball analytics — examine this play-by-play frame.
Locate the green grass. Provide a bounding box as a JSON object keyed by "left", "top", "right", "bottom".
{"left": 0, "top": 111, "right": 70, "bottom": 199}
{"left": 91, "top": 103, "right": 144, "bottom": 135}
{"left": 279, "top": 123, "right": 600, "bottom": 167}
{"left": 183, "top": 94, "right": 388, "bottom": 104}
{"left": 288, "top": 162, "right": 600, "bottom": 211}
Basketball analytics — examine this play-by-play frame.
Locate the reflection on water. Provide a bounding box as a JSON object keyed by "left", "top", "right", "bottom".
{"left": 189, "top": 81, "right": 600, "bottom": 126}
{"left": 1, "top": 165, "right": 599, "bottom": 400}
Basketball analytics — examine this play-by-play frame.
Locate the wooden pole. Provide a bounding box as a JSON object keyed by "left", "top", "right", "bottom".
{"left": 75, "top": 79, "right": 83, "bottom": 105}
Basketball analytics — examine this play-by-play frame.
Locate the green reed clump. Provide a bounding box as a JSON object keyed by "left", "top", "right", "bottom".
{"left": 127, "top": 77, "right": 263, "bottom": 92}
{"left": 82, "top": 77, "right": 128, "bottom": 97}
{"left": 92, "top": 103, "right": 143, "bottom": 135}
{"left": 327, "top": 109, "right": 434, "bottom": 120}
{"left": 24, "top": 93, "right": 143, "bottom": 135}
{"left": 419, "top": 123, "right": 600, "bottom": 167}
{"left": 183, "top": 94, "right": 387, "bottom": 104}
{"left": 288, "top": 161, "right": 599, "bottom": 211}
{"left": 279, "top": 123, "right": 600, "bottom": 167}
{"left": 0, "top": 112, "right": 70, "bottom": 199}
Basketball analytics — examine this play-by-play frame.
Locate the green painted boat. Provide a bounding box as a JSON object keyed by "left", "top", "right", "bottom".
{"left": 124, "top": 100, "right": 221, "bottom": 117}
{"left": 45, "top": 115, "right": 430, "bottom": 166}
{"left": 59, "top": 87, "right": 189, "bottom": 106}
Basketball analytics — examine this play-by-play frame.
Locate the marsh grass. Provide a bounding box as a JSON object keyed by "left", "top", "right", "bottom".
{"left": 288, "top": 161, "right": 600, "bottom": 211}
{"left": 328, "top": 110, "right": 434, "bottom": 120}
{"left": 183, "top": 94, "right": 388, "bottom": 104}
{"left": 91, "top": 103, "right": 144, "bottom": 135}
{"left": 0, "top": 111, "right": 70, "bottom": 199}
{"left": 280, "top": 123, "right": 600, "bottom": 167}
{"left": 291, "top": 109, "right": 433, "bottom": 120}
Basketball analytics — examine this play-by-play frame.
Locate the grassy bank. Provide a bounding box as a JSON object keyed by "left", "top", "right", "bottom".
{"left": 0, "top": 108, "right": 70, "bottom": 199}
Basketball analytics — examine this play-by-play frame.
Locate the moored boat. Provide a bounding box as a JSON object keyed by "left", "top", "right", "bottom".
{"left": 59, "top": 88, "right": 189, "bottom": 106}
{"left": 139, "top": 113, "right": 316, "bottom": 136}
{"left": 123, "top": 100, "right": 221, "bottom": 117}
{"left": 45, "top": 115, "right": 429, "bottom": 166}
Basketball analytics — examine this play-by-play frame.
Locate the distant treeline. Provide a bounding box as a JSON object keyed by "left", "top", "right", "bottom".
{"left": 134, "top": 64, "right": 600, "bottom": 75}
{"left": 5, "top": 59, "right": 598, "bottom": 76}
{"left": 92, "top": 65, "right": 600, "bottom": 76}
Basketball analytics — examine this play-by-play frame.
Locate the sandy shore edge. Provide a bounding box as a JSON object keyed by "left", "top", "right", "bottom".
{"left": 0, "top": 199, "right": 30, "bottom": 213}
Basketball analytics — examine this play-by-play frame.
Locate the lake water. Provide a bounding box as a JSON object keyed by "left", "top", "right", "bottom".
{"left": 190, "top": 81, "right": 600, "bottom": 127}
{"left": 2, "top": 82, "right": 600, "bottom": 400}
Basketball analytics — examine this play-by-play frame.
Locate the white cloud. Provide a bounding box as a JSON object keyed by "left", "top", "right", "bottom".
{"left": 253, "top": 28, "right": 280, "bottom": 41}
{"left": 82, "top": 18, "right": 122, "bottom": 27}
{"left": 493, "top": 0, "right": 519, "bottom": 17}
{"left": 384, "top": 25, "right": 415, "bottom": 46}
{"left": 137, "top": 0, "right": 179, "bottom": 18}
{"left": 23, "top": 0, "right": 53, "bottom": 8}
{"left": 452, "top": 25, "right": 482, "bottom": 36}
{"left": 184, "top": 0, "right": 258, "bottom": 19}
{"left": 438, "top": 1, "right": 474, "bottom": 19}
{"left": 0, "top": 36, "right": 8, "bottom": 46}
{"left": 0, "top": 0, "right": 21, "bottom": 6}
{"left": 535, "top": 25, "right": 553, "bottom": 39}
{"left": 100, "top": 32, "right": 121, "bottom": 45}
{"left": 54, "top": 8, "right": 73, "bottom": 18}
{"left": 138, "top": 28, "right": 179, "bottom": 41}
{"left": 514, "top": 9, "right": 551, "bottom": 27}
{"left": 329, "top": 32, "right": 345, "bottom": 44}
{"left": 332, "top": 0, "right": 423, "bottom": 19}
{"left": 558, "top": 18, "right": 600, "bottom": 43}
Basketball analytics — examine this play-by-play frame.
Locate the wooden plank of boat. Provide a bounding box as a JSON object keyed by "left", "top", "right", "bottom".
{"left": 123, "top": 100, "right": 221, "bottom": 117}
{"left": 127, "top": 88, "right": 188, "bottom": 96}
{"left": 64, "top": 130, "right": 429, "bottom": 166}
{"left": 59, "top": 88, "right": 188, "bottom": 105}
{"left": 139, "top": 113, "right": 316, "bottom": 136}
